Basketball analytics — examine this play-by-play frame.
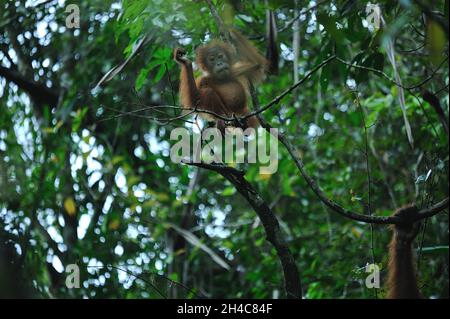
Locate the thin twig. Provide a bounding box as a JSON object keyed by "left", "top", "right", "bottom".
{"left": 355, "top": 92, "right": 377, "bottom": 299}
{"left": 244, "top": 55, "right": 336, "bottom": 119}
{"left": 336, "top": 56, "right": 448, "bottom": 90}
{"left": 164, "top": 63, "right": 177, "bottom": 106}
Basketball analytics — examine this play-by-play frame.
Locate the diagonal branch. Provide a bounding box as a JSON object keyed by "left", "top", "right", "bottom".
{"left": 416, "top": 198, "right": 449, "bottom": 220}
{"left": 243, "top": 55, "right": 336, "bottom": 119}
{"left": 247, "top": 71, "right": 448, "bottom": 226}
{"left": 204, "top": 0, "right": 231, "bottom": 42}
{"left": 258, "top": 116, "right": 448, "bottom": 224}
{"left": 183, "top": 160, "right": 302, "bottom": 299}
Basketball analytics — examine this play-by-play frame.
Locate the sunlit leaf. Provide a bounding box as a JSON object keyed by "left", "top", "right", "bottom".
{"left": 426, "top": 20, "right": 446, "bottom": 66}
{"left": 108, "top": 219, "right": 121, "bottom": 231}
{"left": 64, "top": 197, "right": 77, "bottom": 216}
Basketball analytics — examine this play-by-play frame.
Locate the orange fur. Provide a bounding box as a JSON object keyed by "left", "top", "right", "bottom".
{"left": 386, "top": 205, "right": 423, "bottom": 299}
{"left": 174, "top": 30, "right": 267, "bottom": 129}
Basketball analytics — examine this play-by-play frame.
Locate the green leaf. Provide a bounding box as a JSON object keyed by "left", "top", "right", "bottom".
{"left": 152, "top": 64, "right": 167, "bottom": 84}
{"left": 154, "top": 47, "right": 171, "bottom": 60}
{"left": 222, "top": 186, "right": 236, "bottom": 196}
{"left": 426, "top": 20, "right": 446, "bottom": 66}
{"left": 72, "top": 107, "right": 88, "bottom": 132}
{"left": 135, "top": 59, "right": 162, "bottom": 90}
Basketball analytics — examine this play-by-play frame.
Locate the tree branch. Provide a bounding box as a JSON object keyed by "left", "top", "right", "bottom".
{"left": 259, "top": 116, "right": 449, "bottom": 224}
{"left": 204, "top": 0, "right": 231, "bottom": 42}
{"left": 247, "top": 67, "right": 448, "bottom": 226}
{"left": 416, "top": 197, "right": 449, "bottom": 220}
{"left": 244, "top": 55, "right": 336, "bottom": 119}
{"left": 0, "top": 65, "right": 58, "bottom": 108}
{"left": 183, "top": 161, "right": 302, "bottom": 299}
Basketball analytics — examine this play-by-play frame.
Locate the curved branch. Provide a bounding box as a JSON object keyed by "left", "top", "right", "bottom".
{"left": 247, "top": 74, "right": 448, "bottom": 226}
{"left": 416, "top": 198, "right": 449, "bottom": 220}
{"left": 260, "top": 117, "right": 449, "bottom": 225}
{"left": 183, "top": 160, "right": 302, "bottom": 299}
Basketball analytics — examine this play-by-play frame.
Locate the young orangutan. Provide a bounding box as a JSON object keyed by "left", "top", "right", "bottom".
{"left": 173, "top": 30, "right": 268, "bottom": 131}
{"left": 386, "top": 204, "right": 423, "bottom": 299}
